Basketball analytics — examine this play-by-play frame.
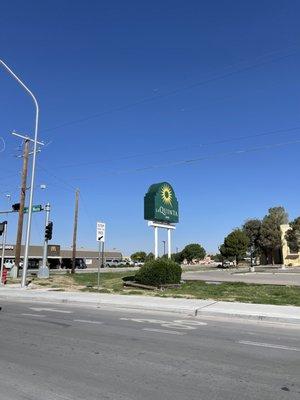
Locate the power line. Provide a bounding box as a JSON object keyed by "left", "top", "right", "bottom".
{"left": 79, "top": 192, "right": 95, "bottom": 232}
{"left": 70, "top": 138, "right": 300, "bottom": 179}
{"left": 36, "top": 165, "right": 94, "bottom": 233}
{"left": 42, "top": 44, "right": 300, "bottom": 134}
{"left": 53, "top": 125, "right": 300, "bottom": 169}
{"left": 37, "top": 163, "right": 77, "bottom": 192}
{"left": 0, "top": 137, "right": 6, "bottom": 153}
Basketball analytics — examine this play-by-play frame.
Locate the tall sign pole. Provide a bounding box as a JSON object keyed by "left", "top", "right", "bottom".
{"left": 167, "top": 229, "right": 171, "bottom": 259}
{"left": 154, "top": 226, "right": 158, "bottom": 259}
{"left": 0, "top": 222, "right": 8, "bottom": 285}
{"left": 96, "top": 222, "right": 106, "bottom": 291}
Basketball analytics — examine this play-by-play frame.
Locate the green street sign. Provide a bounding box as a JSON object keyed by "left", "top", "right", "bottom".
{"left": 144, "top": 182, "right": 179, "bottom": 223}
{"left": 24, "top": 205, "right": 43, "bottom": 213}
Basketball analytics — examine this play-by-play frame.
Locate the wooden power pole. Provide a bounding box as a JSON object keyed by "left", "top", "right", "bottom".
{"left": 15, "top": 139, "right": 30, "bottom": 274}
{"left": 71, "top": 189, "right": 79, "bottom": 274}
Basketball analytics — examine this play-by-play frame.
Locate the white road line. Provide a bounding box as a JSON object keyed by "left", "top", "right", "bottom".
{"left": 73, "top": 319, "right": 103, "bottom": 325}
{"left": 238, "top": 340, "right": 300, "bottom": 352}
{"left": 29, "top": 307, "right": 72, "bottom": 314}
{"left": 21, "top": 313, "right": 46, "bottom": 318}
{"left": 142, "top": 328, "right": 186, "bottom": 336}
{"left": 120, "top": 317, "right": 207, "bottom": 330}
{"left": 173, "top": 320, "right": 207, "bottom": 326}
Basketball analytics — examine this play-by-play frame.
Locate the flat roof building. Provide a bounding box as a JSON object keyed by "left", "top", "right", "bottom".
{"left": 0, "top": 244, "right": 123, "bottom": 269}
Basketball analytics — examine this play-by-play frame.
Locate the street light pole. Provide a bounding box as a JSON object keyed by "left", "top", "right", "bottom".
{"left": 0, "top": 222, "right": 8, "bottom": 285}
{"left": 162, "top": 240, "right": 166, "bottom": 256}
{"left": 0, "top": 59, "right": 39, "bottom": 288}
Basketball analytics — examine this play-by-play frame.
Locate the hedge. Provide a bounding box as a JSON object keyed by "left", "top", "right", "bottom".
{"left": 135, "top": 258, "right": 182, "bottom": 286}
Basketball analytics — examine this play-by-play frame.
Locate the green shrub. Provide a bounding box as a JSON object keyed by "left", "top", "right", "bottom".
{"left": 135, "top": 258, "right": 182, "bottom": 286}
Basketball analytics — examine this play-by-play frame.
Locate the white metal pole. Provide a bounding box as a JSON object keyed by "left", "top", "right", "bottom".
{"left": 0, "top": 60, "right": 39, "bottom": 288}
{"left": 101, "top": 241, "right": 105, "bottom": 268}
{"left": 154, "top": 226, "right": 158, "bottom": 259}
{"left": 167, "top": 228, "right": 171, "bottom": 259}
{"left": 0, "top": 223, "right": 8, "bottom": 285}
{"left": 38, "top": 203, "right": 50, "bottom": 278}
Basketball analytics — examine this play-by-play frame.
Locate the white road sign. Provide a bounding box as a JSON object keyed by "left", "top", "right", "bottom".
{"left": 96, "top": 222, "right": 106, "bottom": 242}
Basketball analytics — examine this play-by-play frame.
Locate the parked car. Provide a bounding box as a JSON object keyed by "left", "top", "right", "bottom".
{"left": 61, "top": 258, "right": 87, "bottom": 269}
{"left": 133, "top": 261, "right": 144, "bottom": 267}
{"left": 105, "top": 259, "right": 123, "bottom": 267}
{"left": 218, "top": 260, "right": 234, "bottom": 268}
{"left": 121, "top": 258, "right": 132, "bottom": 265}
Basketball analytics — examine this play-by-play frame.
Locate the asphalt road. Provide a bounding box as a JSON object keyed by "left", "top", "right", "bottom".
{"left": 0, "top": 301, "right": 299, "bottom": 400}
{"left": 182, "top": 270, "right": 300, "bottom": 286}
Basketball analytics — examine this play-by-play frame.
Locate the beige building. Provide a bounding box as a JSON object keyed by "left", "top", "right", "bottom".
{"left": 281, "top": 224, "right": 300, "bottom": 267}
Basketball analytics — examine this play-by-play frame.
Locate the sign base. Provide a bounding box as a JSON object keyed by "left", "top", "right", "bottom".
{"left": 148, "top": 221, "right": 176, "bottom": 259}
{"left": 37, "top": 266, "right": 50, "bottom": 279}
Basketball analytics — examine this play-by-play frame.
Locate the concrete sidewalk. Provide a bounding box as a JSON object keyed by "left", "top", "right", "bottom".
{"left": 0, "top": 286, "right": 299, "bottom": 325}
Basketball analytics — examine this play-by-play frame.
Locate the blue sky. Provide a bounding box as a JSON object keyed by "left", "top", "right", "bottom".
{"left": 0, "top": 0, "right": 300, "bottom": 255}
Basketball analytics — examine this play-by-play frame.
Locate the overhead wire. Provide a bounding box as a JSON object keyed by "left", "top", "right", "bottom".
{"left": 53, "top": 125, "right": 300, "bottom": 169}
{"left": 0, "top": 137, "right": 6, "bottom": 153}
{"left": 41, "top": 43, "right": 300, "bottom": 134}
{"left": 37, "top": 164, "right": 95, "bottom": 234}
{"left": 69, "top": 138, "right": 300, "bottom": 178}
{"left": 37, "top": 163, "right": 77, "bottom": 192}
{"left": 79, "top": 192, "right": 95, "bottom": 232}
{"left": 23, "top": 44, "right": 300, "bottom": 190}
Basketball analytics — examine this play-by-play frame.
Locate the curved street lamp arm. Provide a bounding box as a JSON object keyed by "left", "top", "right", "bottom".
{"left": 0, "top": 59, "right": 39, "bottom": 287}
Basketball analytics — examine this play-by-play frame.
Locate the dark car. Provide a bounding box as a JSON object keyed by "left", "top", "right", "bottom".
{"left": 61, "top": 258, "right": 87, "bottom": 269}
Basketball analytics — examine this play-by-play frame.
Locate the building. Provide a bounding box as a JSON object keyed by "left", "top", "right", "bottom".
{"left": 0, "top": 244, "right": 123, "bottom": 269}
{"left": 281, "top": 224, "right": 300, "bottom": 267}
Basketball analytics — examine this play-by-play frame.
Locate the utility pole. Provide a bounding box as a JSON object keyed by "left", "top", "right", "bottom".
{"left": 15, "top": 139, "right": 30, "bottom": 276}
{"left": 71, "top": 189, "right": 79, "bottom": 274}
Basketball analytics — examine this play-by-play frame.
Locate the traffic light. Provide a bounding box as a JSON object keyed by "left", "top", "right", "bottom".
{"left": 12, "top": 203, "right": 20, "bottom": 212}
{"left": 45, "top": 222, "right": 53, "bottom": 241}
{"left": 0, "top": 221, "right": 7, "bottom": 236}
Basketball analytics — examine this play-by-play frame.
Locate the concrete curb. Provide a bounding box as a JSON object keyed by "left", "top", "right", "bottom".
{"left": 0, "top": 289, "right": 299, "bottom": 325}
{"left": 195, "top": 309, "right": 300, "bottom": 325}
{"left": 194, "top": 300, "right": 300, "bottom": 325}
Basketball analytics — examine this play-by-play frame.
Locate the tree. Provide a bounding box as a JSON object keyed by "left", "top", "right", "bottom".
{"left": 171, "top": 252, "right": 183, "bottom": 263}
{"left": 242, "top": 219, "right": 262, "bottom": 256}
{"left": 260, "top": 206, "right": 288, "bottom": 264}
{"left": 181, "top": 243, "right": 206, "bottom": 263}
{"left": 145, "top": 252, "right": 155, "bottom": 262}
{"left": 130, "top": 251, "right": 146, "bottom": 262}
{"left": 220, "top": 229, "right": 249, "bottom": 265}
{"left": 212, "top": 253, "right": 224, "bottom": 262}
{"left": 285, "top": 217, "right": 300, "bottom": 253}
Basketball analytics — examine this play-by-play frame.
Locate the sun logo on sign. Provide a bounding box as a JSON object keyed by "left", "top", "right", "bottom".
{"left": 161, "top": 184, "right": 173, "bottom": 206}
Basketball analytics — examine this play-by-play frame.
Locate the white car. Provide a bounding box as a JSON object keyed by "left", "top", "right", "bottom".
{"left": 133, "top": 261, "right": 144, "bottom": 267}
{"left": 105, "top": 259, "right": 122, "bottom": 267}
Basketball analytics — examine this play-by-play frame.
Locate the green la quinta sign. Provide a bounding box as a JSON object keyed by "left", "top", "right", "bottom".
{"left": 144, "top": 182, "right": 179, "bottom": 223}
